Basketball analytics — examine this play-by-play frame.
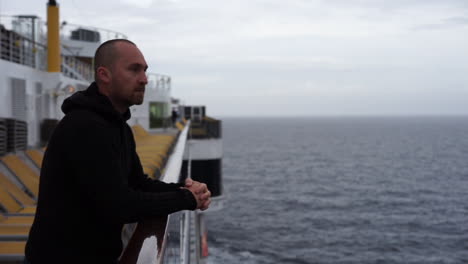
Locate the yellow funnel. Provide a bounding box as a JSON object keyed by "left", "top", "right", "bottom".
{"left": 47, "top": 0, "right": 61, "bottom": 72}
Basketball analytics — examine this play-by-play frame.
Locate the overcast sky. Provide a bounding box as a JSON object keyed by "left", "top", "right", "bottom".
{"left": 2, "top": 0, "right": 468, "bottom": 116}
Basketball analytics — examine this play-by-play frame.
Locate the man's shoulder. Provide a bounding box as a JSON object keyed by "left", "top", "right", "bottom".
{"left": 49, "top": 110, "right": 116, "bottom": 149}
{"left": 61, "top": 109, "right": 110, "bottom": 129}
{"left": 52, "top": 110, "right": 116, "bottom": 142}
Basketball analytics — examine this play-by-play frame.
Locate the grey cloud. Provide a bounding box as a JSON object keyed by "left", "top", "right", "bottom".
{"left": 324, "top": 0, "right": 468, "bottom": 10}
{"left": 412, "top": 16, "right": 468, "bottom": 31}
{"left": 444, "top": 16, "right": 468, "bottom": 25}
{"left": 5, "top": 0, "right": 468, "bottom": 116}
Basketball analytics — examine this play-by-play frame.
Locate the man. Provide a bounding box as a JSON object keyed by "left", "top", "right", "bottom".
{"left": 171, "top": 108, "right": 178, "bottom": 127}
{"left": 25, "top": 39, "right": 210, "bottom": 263}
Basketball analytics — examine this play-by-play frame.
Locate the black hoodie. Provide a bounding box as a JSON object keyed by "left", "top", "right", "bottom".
{"left": 25, "top": 82, "right": 196, "bottom": 263}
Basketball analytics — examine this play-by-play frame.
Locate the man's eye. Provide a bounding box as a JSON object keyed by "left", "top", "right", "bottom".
{"left": 130, "top": 67, "right": 139, "bottom": 72}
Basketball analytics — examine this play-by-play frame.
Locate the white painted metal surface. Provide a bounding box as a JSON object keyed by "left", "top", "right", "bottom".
{"left": 136, "top": 236, "right": 158, "bottom": 264}
{"left": 0, "top": 59, "right": 89, "bottom": 146}
{"left": 160, "top": 121, "right": 190, "bottom": 184}
{"left": 183, "top": 139, "right": 223, "bottom": 160}
{"left": 61, "top": 38, "right": 100, "bottom": 57}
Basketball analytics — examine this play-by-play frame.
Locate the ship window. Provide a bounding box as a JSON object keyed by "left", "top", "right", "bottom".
{"left": 149, "top": 102, "right": 169, "bottom": 128}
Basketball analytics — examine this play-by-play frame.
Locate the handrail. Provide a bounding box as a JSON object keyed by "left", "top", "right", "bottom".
{"left": 1, "top": 15, "right": 127, "bottom": 44}
{"left": 147, "top": 73, "right": 171, "bottom": 93}
{"left": 61, "top": 55, "right": 93, "bottom": 82}
{"left": 1, "top": 24, "right": 47, "bottom": 70}
{"left": 0, "top": 22, "right": 93, "bottom": 80}
{"left": 157, "top": 122, "right": 191, "bottom": 263}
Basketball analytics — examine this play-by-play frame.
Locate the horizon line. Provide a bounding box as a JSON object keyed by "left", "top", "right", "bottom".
{"left": 211, "top": 114, "right": 468, "bottom": 118}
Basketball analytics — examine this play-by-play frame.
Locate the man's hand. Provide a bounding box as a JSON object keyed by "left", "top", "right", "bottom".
{"left": 183, "top": 178, "right": 211, "bottom": 211}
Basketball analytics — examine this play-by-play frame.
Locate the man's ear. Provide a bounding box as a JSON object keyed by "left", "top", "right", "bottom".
{"left": 97, "top": 66, "right": 111, "bottom": 83}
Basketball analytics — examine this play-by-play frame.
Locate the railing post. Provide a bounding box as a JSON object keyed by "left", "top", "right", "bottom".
{"left": 181, "top": 211, "right": 191, "bottom": 264}
{"left": 194, "top": 212, "right": 201, "bottom": 263}
{"left": 20, "top": 38, "right": 24, "bottom": 66}
{"left": 9, "top": 31, "right": 12, "bottom": 62}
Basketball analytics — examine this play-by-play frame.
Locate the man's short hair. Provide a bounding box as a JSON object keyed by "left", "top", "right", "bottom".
{"left": 94, "top": 39, "right": 136, "bottom": 81}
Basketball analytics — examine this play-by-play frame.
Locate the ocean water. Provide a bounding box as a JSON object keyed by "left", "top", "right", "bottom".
{"left": 206, "top": 117, "right": 468, "bottom": 264}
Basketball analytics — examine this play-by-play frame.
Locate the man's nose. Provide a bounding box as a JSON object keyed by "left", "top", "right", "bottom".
{"left": 140, "top": 73, "right": 148, "bottom": 85}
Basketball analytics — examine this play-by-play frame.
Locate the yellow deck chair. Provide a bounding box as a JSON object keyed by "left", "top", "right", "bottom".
{"left": 25, "top": 149, "right": 43, "bottom": 169}
{"left": 131, "top": 125, "right": 177, "bottom": 179}
{"left": 136, "top": 141, "right": 173, "bottom": 154}
{"left": 0, "top": 214, "right": 33, "bottom": 225}
{"left": 142, "top": 166, "right": 160, "bottom": 179}
{"left": 0, "top": 225, "right": 30, "bottom": 240}
{"left": 136, "top": 145, "right": 170, "bottom": 151}
{"left": 137, "top": 150, "right": 168, "bottom": 159}
{"left": 1, "top": 155, "right": 39, "bottom": 198}
{"left": 137, "top": 148, "right": 167, "bottom": 159}
{"left": 0, "top": 241, "right": 26, "bottom": 260}
{"left": 139, "top": 163, "right": 162, "bottom": 173}
{"left": 135, "top": 139, "right": 173, "bottom": 149}
{"left": 135, "top": 139, "right": 174, "bottom": 159}
{"left": 142, "top": 166, "right": 153, "bottom": 176}
{"left": 0, "top": 187, "right": 35, "bottom": 216}
{"left": 139, "top": 156, "right": 164, "bottom": 169}
{"left": 151, "top": 134, "right": 175, "bottom": 142}
{"left": 0, "top": 173, "right": 35, "bottom": 207}
{"left": 176, "top": 122, "right": 184, "bottom": 131}
{"left": 132, "top": 125, "right": 150, "bottom": 138}
{"left": 139, "top": 157, "right": 163, "bottom": 177}
{"left": 137, "top": 154, "right": 167, "bottom": 163}
{"left": 132, "top": 125, "right": 175, "bottom": 142}
{"left": 139, "top": 155, "right": 164, "bottom": 164}
{"left": 139, "top": 160, "right": 163, "bottom": 169}
{"left": 140, "top": 157, "right": 167, "bottom": 170}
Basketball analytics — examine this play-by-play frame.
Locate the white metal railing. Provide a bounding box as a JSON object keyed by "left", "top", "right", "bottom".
{"left": 1, "top": 15, "right": 124, "bottom": 80}
{"left": 0, "top": 15, "right": 46, "bottom": 43}
{"left": 147, "top": 73, "right": 172, "bottom": 94}
{"left": 61, "top": 55, "right": 93, "bottom": 82}
{"left": 0, "top": 16, "right": 47, "bottom": 70}
{"left": 1, "top": 15, "right": 127, "bottom": 44}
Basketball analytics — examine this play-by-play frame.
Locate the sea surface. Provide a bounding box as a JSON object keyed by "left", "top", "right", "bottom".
{"left": 206, "top": 117, "right": 468, "bottom": 264}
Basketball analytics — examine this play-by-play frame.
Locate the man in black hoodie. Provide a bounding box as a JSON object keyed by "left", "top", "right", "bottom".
{"left": 25, "top": 39, "right": 210, "bottom": 263}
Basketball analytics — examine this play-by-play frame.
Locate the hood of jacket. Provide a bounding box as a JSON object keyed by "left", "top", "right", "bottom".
{"left": 61, "top": 82, "right": 131, "bottom": 123}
